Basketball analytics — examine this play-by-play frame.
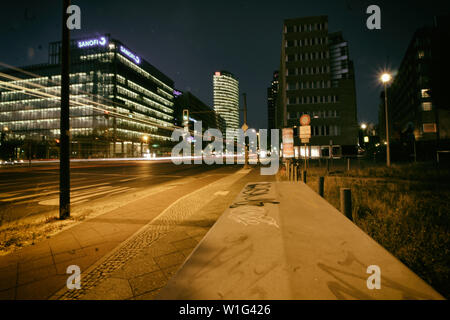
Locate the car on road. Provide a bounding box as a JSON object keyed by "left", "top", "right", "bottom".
{"left": 1, "top": 158, "right": 24, "bottom": 166}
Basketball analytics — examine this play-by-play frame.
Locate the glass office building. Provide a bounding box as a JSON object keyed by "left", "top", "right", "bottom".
{"left": 213, "top": 71, "right": 239, "bottom": 131}
{"left": 0, "top": 34, "right": 175, "bottom": 159}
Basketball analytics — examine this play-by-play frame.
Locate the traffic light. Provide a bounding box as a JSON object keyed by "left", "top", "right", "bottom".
{"left": 182, "top": 109, "right": 189, "bottom": 126}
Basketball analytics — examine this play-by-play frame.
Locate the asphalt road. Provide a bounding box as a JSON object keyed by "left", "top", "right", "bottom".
{"left": 0, "top": 161, "right": 241, "bottom": 223}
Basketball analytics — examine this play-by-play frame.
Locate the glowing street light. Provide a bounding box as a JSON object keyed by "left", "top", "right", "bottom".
{"left": 381, "top": 72, "right": 392, "bottom": 167}
{"left": 381, "top": 73, "right": 392, "bottom": 84}
{"left": 142, "top": 135, "right": 149, "bottom": 143}
{"left": 361, "top": 123, "right": 367, "bottom": 130}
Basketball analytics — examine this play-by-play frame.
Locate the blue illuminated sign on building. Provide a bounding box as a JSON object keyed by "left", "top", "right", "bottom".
{"left": 120, "top": 46, "right": 141, "bottom": 65}
{"left": 77, "top": 36, "right": 107, "bottom": 48}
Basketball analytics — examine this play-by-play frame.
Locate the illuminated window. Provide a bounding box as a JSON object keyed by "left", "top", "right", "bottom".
{"left": 422, "top": 102, "right": 432, "bottom": 111}
{"left": 418, "top": 51, "right": 425, "bottom": 59}
{"left": 421, "top": 89, "right": 431, "bottom": 98}
{"left": 423, "top": 123, "right": 437, "bottom": 133}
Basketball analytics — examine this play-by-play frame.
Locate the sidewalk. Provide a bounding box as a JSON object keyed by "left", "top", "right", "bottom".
{"left": 0, "top": 166, "right": 251, "bottom": 300}
{"left": 52, "top": 167, "right": 273, "bottom": 300}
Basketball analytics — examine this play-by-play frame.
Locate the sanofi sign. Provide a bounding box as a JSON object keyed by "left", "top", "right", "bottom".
{"left": 120, "top": 45, "right": 141, "bottom": 65}
{"left": 77, "top": 36, "right": 141, "bottom": 65}
{"left": 77, "top": 36, "right": 108, "bottom": 48}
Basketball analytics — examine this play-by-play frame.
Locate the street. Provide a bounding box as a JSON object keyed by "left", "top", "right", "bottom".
{"left": 0, "top": 161, "right": 239, "bottom": 223}
{"left": 0, "top": 162, "right": 275, "bottom": 299}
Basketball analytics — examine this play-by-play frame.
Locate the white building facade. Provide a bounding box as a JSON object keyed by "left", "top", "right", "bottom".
{"left": 213, "top": 71, "right": 239, "bottom": 131}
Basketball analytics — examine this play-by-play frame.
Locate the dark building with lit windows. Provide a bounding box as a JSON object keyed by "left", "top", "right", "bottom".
{"left": 383, "top": 16, "right": 450, "bottom": 160}
{"left": 267, "top": 71, "right": 279, "bottom": 130}
{"left": 0, "top": 34, "right": 175, "bottom": 159}
{"left": 276, "top": 16, "right": 358, "bottom": 158}
{"left": 173, "top": 90, "right": 224, "bottom": 132}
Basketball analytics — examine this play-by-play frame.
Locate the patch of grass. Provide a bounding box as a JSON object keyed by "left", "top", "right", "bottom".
{"left": 0, "top": 215, "right": 74, "bottom": 255}
{"left": 301, "top": 163, "right": 450, "bottom": 298}
{"left": 4, "top": 236, "right": 23, "bottom": 248}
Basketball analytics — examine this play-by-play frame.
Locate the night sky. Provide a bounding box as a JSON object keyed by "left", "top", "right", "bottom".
{"left": 1, "top": 0, "right": 449, "bottom": 129}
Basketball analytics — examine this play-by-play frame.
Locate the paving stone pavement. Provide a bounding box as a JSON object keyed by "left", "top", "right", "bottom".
{"left": 0, "top": 166, "right": 248, "bottom": 300}
{"left": 53, "top": 167, "right": 273, "bottom": 300}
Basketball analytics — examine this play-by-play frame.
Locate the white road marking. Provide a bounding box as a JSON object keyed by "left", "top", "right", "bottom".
{"left": 13, "top": 186, "right": 113, "bottom": 205}
{"left": 0, "top": 192, "right": 22, "bottom": 198}
{"left": 104, "top": 187, "right": 136, "bottom": 197}
{"left": 214, "top": 191, "right": 230, "bottom": 196}
{"left": 38, "top": 186, "right": 132, "bottom": 206}
{"left": 119, "top": 177, "right": 139, "bottom": 182}
{"left": 0, "top": 177, "right": 87, "bottom": 188}
{"left": 0, "top": 183, "right": 110, "bottom": 202}
{"left": 0, "top": 179, "right": 92, "bottom": 194}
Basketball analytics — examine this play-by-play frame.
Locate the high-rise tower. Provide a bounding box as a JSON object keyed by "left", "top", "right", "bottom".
{"left": 267, "top": 71, "right": 279, "bottom": 130}
{"left": 213, "top": 71, "right": 239, "bottom": 131}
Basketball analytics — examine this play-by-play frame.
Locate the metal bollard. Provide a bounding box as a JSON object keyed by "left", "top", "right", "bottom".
{"left": 318, "top": 177, "right": 324, "bottom": 197}
{"left": 347, "top": 158, "right": 351, "bottom": 171}
{"left": 293, "top": 165, "right": 298, "bottom": 182}
{"left": 340, "top": 188, "right": 352, "bottom": 221}
{"left": 302, "top": 170, "right": 307, "bottom": 183}
{"left": 286, "top": 161, "right": 290, "bottom": 179}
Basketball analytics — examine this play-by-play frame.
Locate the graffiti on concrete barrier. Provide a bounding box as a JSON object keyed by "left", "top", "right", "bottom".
{"left": 229, "top": 183, "right": 279, "bottom": 209}
{"left": 228, "top": 183, "right": 280, "bottom": 228}
{"left": 229, "top": 206, "right": 280, "bottom": 229}
{"left": 317, "top": 251, "right": 434, "bottom": 300}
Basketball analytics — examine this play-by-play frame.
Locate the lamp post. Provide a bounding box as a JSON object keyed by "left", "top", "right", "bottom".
{"left": 381, "top": 73, "right": 392, "bottom": 167}
{"left": 242, "top": 93, "right": 249, "bottom": 169}
{"left": 60, "top": 0, "right": 71, "bottom": 219}
{"left": 360, "top": 123, "right": 368, "bottom": 148}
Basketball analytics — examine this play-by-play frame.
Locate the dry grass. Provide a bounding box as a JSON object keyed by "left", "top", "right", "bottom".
{"left": 0, "top": 210, "right": 82, "bottom": 255}
{"left": 302, "top": 163, "right": 450, "bottom": 298}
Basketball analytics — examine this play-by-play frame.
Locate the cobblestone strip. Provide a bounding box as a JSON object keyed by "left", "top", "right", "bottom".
{"left": 56, "top": 169, "right": 251, "bottom": 300}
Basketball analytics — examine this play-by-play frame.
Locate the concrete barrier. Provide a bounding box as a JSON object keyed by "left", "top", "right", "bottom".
{"left": 157, "top": 182, "right": 444, "bottom": 300}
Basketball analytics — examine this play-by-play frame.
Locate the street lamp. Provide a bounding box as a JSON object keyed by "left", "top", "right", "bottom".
{"left": 361, "top": 123, "right": 367, "bottom": 130}
{"left": 381, "top": 72, "right": 392, "bottom": 167}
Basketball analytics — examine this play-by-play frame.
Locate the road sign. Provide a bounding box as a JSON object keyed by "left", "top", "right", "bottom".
{"left": 282, "top": 128, "right": 294, "bottom": 158}
{"left": 300, "top": 114, "right": 311, "bottom": 126}
{"left": 242, "top": 124, "right": 249, "bottom": 132}
{"left": 300, "top": 126, "right": 311, "bottom": 139}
